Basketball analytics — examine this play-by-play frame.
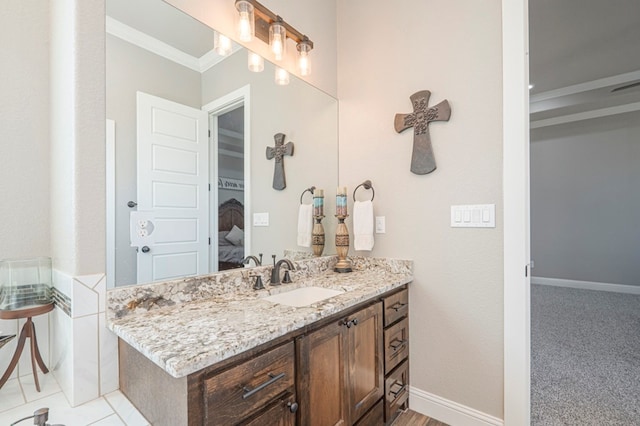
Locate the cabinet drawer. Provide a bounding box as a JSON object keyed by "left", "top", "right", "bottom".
{"left": 355, "top": 398, "right": 384, "bottom": 426}
{"left": 385, "top": 360, "right": 409, "bottom": 424}
{"left": 383, "top": 289, "right": 408, "bottom": 327}
{"left": 204, "top": 342, "right": 295, "bottom": 425}
{"left": 384, "top": 317, "right": 409, "bottom": 373}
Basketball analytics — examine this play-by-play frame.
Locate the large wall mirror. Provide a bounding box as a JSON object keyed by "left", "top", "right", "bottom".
{"left": 106, "top": 0, "right": 338, "bottom": 288}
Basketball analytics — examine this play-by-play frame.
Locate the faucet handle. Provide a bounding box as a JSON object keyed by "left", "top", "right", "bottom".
{"left": 249, "top": 273, "right": 264, "bottom": 290}
{"left": 282, "top": 270, "right": 292, "bottom": 284}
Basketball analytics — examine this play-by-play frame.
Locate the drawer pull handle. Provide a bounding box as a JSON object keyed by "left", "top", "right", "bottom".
{"left": 242, "top": 372, "right": 285, "bottom": 399}
{"left": 389, "top": 339, "right": 407, "bottom": 351}
{"left": 343, "top": 318, "right": 359, "bottom": 328}
{"left": 388, "top": 302, "right": 407, "bottom": 312}
{"left": 389, "top": 383, "right": 407, "bottom": 397}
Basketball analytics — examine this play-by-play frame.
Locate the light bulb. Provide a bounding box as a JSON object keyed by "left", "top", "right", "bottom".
{"left": 269, "top": 19, "right": 287, "bottom": 61}
{"left": 214, "top": 33, "right": 232, "bottom": 56}
{"left": 272, "top": 34, "right": 284, "bottom": 60}
{"left": 297, "top": 38, "right": 312, "bottom": 76}
{"left": 248, "top": 51, "right": 264, "bottom": 72}
{"left": 275, "top": 67, "right": 290, "bottom": 86}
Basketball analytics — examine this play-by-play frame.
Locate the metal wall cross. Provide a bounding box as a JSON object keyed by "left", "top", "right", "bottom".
{"left": 394, "top": 90, "right": 451, "bottom": 175}
{"left": 266, "top": 133, "right": 294, "bottom": 190}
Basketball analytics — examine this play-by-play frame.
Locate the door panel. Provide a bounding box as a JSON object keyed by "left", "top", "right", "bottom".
{"left": 137, "top": 92, "right": 208, "bottom": 284}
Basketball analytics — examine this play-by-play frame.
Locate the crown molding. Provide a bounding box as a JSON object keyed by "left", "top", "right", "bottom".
{"left": 106, "top": 16, "right": 235, "bottom": 73}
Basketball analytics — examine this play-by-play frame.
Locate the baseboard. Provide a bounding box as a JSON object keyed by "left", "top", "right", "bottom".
{"left": 532, "top": 277, "right": 640, "bottom": 295}
{"left": 409, "top": 386, "right": 503, "bottom": 426}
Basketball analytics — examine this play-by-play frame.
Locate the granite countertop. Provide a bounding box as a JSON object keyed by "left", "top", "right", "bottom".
{"left": 107, "top": 256, "right": 412, "bottom": 378}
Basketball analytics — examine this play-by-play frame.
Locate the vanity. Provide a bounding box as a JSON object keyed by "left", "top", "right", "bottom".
{"left": 107, "top": 256, "right": 412, "bottom": 425}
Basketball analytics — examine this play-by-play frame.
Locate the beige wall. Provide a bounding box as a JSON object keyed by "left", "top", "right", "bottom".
{"left": 50, "top": 0, "right": 106, "bottom": 276}
{"left": 0, "top": 0, "right": 50, "bottom": 260}
{"left": 337, "top": 0, "right": 505, "bottom": 418}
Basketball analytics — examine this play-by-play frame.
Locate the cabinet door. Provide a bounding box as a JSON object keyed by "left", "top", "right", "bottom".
{"left": 347, "top": 302, "right": 384, "bottom": 422}
{"left": 297, "top": 320, "right": 349, "bottom": 426}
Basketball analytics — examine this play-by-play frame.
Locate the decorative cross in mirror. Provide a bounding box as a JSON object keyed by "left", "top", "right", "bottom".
{"left": 266, "top": 133, "right": 294, "bottom": 190}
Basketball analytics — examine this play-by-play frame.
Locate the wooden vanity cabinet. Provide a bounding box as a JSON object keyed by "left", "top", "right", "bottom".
{"left": 120, "top": 285, "right": 409, "bottom": 426}
{"left": 296, "top": 302, "right": 384, "bottom": 426}
{"left": 382, "top": 288, "right": 410, "bottom": 424}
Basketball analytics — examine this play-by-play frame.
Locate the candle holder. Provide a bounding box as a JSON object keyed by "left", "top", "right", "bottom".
{"left": 312, "top": 216, "right": 325, "bottom": 256}
{"left": 334, "top": 215, "right": 352, "bottom": 273}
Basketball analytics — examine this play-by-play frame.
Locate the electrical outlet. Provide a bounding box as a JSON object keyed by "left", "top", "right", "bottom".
{"left": 138, "top": 219, "right": 148, "bottom": 229}
{"left": 137, "top": 229, "right": 149, "bottom": 237}
{"left": 375, "top": 216, "right": 386, "bottom": 233}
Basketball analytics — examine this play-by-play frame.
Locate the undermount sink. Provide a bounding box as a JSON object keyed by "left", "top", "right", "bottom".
{"left": 263, "top": 286, "right": 344, "bottom": 307}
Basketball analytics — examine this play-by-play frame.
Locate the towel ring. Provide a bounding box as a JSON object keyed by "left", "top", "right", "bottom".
{"left": 300, "top": 186, "right": 316, "bottom": 204}
{"left": 353, "top": 180, "right": 375, "bottom": 202}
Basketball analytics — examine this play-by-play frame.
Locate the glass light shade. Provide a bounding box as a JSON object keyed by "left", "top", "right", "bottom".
{"left": 297, "top": 39, "right": 312, "bottom": 76}
{"left": 275, "top": 67, "right": 290, "bottom": 85}
{"left": 248, "top": 51, "right": 264, "bottom": 72}
{"left": 269, "top": 20, "right": 287, "bottom": 61}
{"left": 235, "top": 0, "right": 254, "bottom": 42}
{"left": 214, "top": 32, "right": 232, "bottom": 56}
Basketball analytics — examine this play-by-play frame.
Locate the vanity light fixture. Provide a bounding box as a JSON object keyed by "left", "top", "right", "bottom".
{"left": 248, "top": 51, "right": 264, "bottom": 72}
{"left": 235, "top": 0, "right": 255, "bottom": 42}
{"left": 269, "top": 17, "right": 286, "bottom": 61}
{"left": 234, "top": 0, "right": 313, "bottom": 72}
{"left": 297, "top": 36, "right": 312, "bottom": 76}
{"left": 214, "top": 32, "right": 232, "bottom": 56}
{"left": 275, "top": 67, "right": 290, "bottom": 86}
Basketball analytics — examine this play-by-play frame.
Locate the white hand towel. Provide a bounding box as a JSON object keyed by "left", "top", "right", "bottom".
{"left": 297, "top": 203, "right": 313, "bottom": 247}
{"left": 354, "top": 200, "right": 374, "bottom": 251}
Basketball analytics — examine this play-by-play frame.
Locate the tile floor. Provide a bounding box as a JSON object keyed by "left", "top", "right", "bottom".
{"left": 0, "top": 374, "right": 149, "bottom": 425}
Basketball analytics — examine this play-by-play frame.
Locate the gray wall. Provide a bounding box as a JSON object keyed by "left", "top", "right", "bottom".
{"left": 531, "top": 111, "right": 640, "bottom": 286}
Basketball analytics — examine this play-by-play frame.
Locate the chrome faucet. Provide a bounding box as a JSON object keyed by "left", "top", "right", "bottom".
{"left": 242, "top": 254, "right": 263, "bottom": 266}
{"left": 270, "top": 258, "right": 295, "bottom": 285}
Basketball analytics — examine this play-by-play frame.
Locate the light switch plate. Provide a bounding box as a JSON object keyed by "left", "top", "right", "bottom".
{"left": 253, "top": 212, "right": 269, "bottom": 227}
{"left": 451, "top": 204, "right": 495, "bottom": 228}
{"left": 375, "top": 216, "right": 386, "bottom": 233}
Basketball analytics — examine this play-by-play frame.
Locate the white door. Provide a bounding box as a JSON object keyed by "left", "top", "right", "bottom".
{"left": 136, "top": 92, "right": 209, "bottom": 283}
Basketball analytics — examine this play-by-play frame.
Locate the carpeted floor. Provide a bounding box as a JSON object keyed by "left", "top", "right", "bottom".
{"left": 531, "top": 284, "right": 640, "bottom": 425}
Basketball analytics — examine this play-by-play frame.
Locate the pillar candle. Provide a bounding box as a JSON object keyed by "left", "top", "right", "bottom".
{"left": 313, "top": 189, "right": 324, "bottom": 216}
{"left": 336, "top": 187, "right": 347, "bottom": 216}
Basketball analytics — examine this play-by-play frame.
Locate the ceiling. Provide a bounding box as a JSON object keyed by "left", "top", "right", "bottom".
{"left": 529, "top": 0, "right": 640, "bottom": 124}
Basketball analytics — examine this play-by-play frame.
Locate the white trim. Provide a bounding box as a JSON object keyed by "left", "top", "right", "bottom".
{"left": 410, "top": 387, "right": 504, "bottom": 426}
{"left": 202, "top": 85, "right": 252, "bottom": 270}
{"left": 106, "top": 17, "right": 240, "bottom": 74}
{"left": 530, "top": 101, "right": 640, "bottom": 129}
{"left": 106, "top": 120, "right": 116, "bottom": 289}
{"left": 530, "top": 70, "right": 640, "bottom": 103}
{"left": 532, "top": 276, "right": 640, "bottom": 295}
{"left": 106, "top": 16, "right": 200, "bottom": 72}
{"left": 502, "top": 0, "right": 531, "bottom": 425}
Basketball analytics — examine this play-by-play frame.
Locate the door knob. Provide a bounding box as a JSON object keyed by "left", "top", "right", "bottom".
{"left": 141, "top": 246, "right": 150, "bottom": 253}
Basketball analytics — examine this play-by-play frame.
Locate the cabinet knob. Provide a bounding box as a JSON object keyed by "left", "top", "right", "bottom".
{"left": 351, "top": 318, "right": 358, "bottom": 326}
{"left": 287, "top": 401, "right": 299, "bottom": 413}
{"left": 141, "top": 246, "right": 150, "bottom": 253}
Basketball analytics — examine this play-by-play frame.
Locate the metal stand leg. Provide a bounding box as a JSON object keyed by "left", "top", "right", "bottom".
{"left": 0, "top": 317, "right": 48, "bottom": 392}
